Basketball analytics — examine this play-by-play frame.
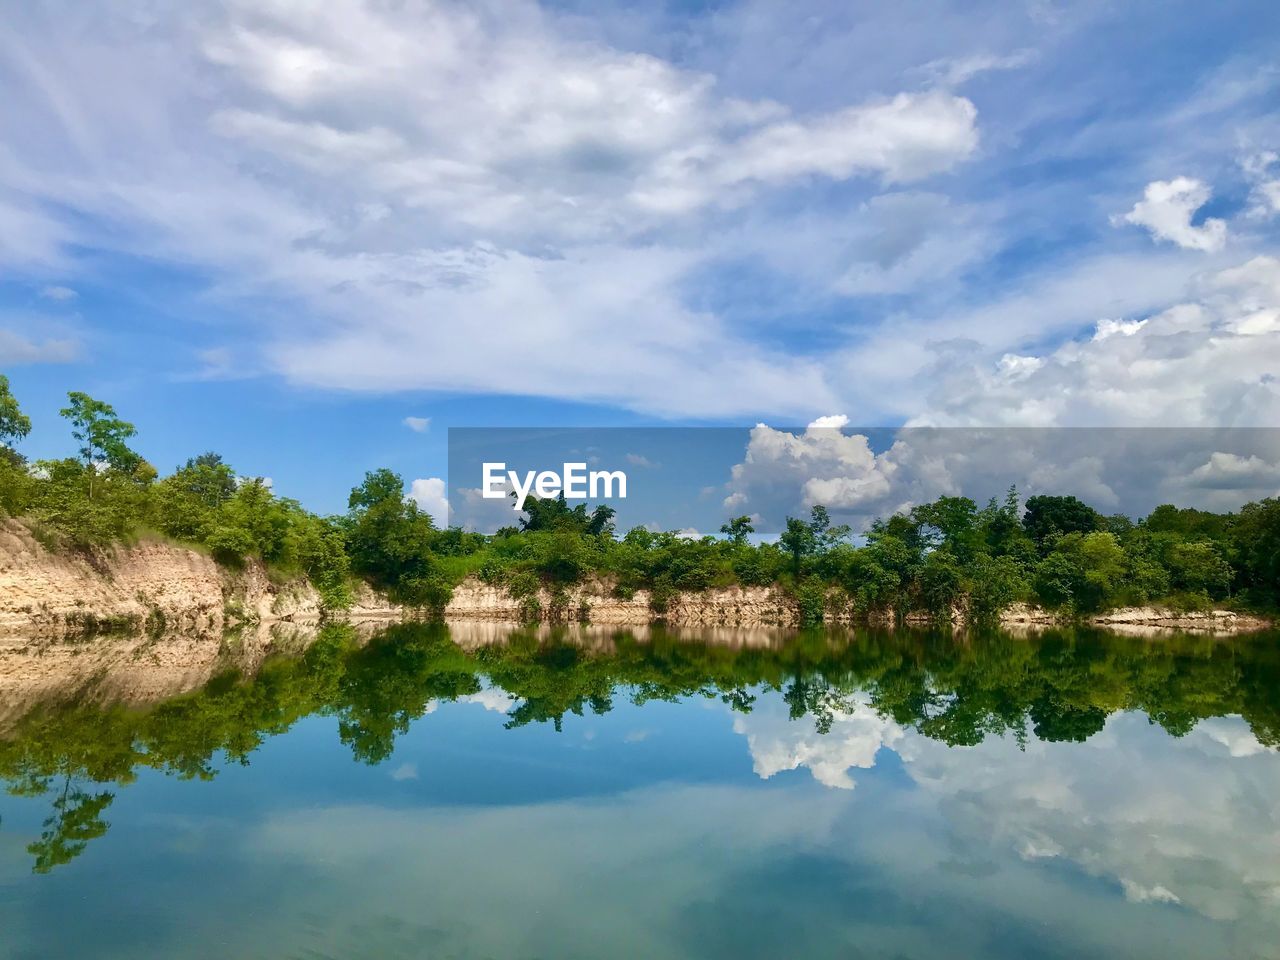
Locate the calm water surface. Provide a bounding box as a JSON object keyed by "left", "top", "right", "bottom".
{"left": 1, "top": 622, "right": 1278, "bottom": 959}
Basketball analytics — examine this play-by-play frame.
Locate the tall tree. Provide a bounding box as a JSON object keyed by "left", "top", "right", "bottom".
{"left": 720, "top": 515, "right": 754, "bottom": 545}
{"left": 58, "top": 392, "right": 138, "bottom": 498}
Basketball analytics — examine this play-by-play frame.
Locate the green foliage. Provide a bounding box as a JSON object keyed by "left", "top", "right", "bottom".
{"left": 1022, "top": 494, "right": 1104, "bottom": 548}
{"left": 0, "top": 374, "right": 32, "bottom": 446}
{"left": 29, "top": 458, "right": 148, "bottom": 548}
{"left": 1230, "top": 499, "right": 1280, "bottom": 606}
{"left": 1033, "top": 531, "right": 1126, "bottom": 613}
{"left": 794, "top": 577, "right": 827, "bottom": 626}
{"left": 719, "top": 515, "right": 754, "bottom": 544}
{"left": 59, "top": 392, "right": 141, "bottom": 479}
{"left": 344, "top": 469, "right": 451, "bottom": 612}
{"left": 920, "top": 547, "right": 966, "bottom": 617}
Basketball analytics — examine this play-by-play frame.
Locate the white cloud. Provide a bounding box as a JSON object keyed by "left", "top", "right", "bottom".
{"left": 409, "top": 476, "right": 450, "bottom": 527}
{"left": 719, "top": 420, "right": 1280, "bottom": 529}
{"left": 909, "top": 256, "right": 1280, "bottom": 428}
{"left": 722, "top": 421, "right": 899, "bottom": 526}
{"left": 1242, "top": 150, "right": 1280, "bottom": 219}
{"left": 915, "top": 49, "right": 1037, "bottom": 87}
{"left": 624, "top": 452, "right": 657, "bottom": 468}
{"left": 0, "top": 0, "right": 980, "bottom": 418}
{"left": 1115, "top": 177, "right": 1227, "bottom": 252}
{"left": 390, "top": 762, "right": 418, "bottom": 781}
{"left": 402, "top": 416, "right": 430, "bottom": 433}
{"left": 460, "top": 687, "right": 518, "bottom": 714}
{"left": 1186, "top": 452, "right": 1280, "bottom": 491}
{"left": 0, "top": 329, "right": 79, "bottom": 364}
{"left": 38, "top": 284, "right": 77, "bottom": 301}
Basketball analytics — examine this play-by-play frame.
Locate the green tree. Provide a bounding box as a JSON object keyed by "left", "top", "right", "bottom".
{"left": 58, "top": 392, "right": 139, "bottom": 499}
{"left": 1023, "top": 494, "right": 1103, "bottom": 549}
{"left": 780, "top": 516, "right": 817, "bottom": 576}
{"left": 345, "top": 469, "right": 450, "bottom": 611}
{"left": 0, "top": 374, "right": 32, "bottom": 446}
{"left": 719, "top": 515, "right": 754, "bottom": 545}
{"left": 0, "top": 376, "right": 34, "bottom": 515}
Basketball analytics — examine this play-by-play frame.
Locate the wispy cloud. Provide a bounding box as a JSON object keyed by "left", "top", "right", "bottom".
{"left": 0, "top": 328, "right": 79, "bottom": 364}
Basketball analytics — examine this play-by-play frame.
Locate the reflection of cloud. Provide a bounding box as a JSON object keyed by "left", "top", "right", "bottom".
{"left": 732, "top": 695, "right": 905, "bottom": 789}
{"left": 460, "top": 688, "right": 517, "bottom": 715}
{"left": 902, "top": 714, "right": 1280, "bottom": 924}
{"left": 729, "top": 701, "right": 1280, "bottom": 928}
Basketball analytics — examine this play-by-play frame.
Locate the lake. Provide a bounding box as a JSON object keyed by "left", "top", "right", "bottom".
{"left": 1, "top": 621, "right": 1278, "bottom": 959}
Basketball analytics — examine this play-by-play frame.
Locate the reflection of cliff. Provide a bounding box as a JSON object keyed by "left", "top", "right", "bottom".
{"left": 445, "top": 619, "right": 793, "bottom": 653}
{"left": 0, "top": 623, "right": 321, "bottom": 733}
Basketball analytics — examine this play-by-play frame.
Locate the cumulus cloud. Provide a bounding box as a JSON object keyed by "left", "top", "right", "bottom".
{"left": 402, "top": 416, "right": 431, "bottom": 433}
{"left": 38, "top": 284, "right": 77, "bottom": 301}
{"left": 719, "top": 419, "right": 1280, "bottom": 529}
{"left": 910, "top": 256, "right": 1280, "bottom": 428}
{"left": 1186, "top": 452, "right": 1280, "bottom": 491}
{"left": 1116, "top": 177, "right": 1227, "bottom": 252}
{"left": 409, "top": 476, "right": 450, "bottom": 527}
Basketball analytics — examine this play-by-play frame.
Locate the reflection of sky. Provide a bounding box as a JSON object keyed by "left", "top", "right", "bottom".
{"left": 2, "top": 687, "right": 1278, "bottom": 959}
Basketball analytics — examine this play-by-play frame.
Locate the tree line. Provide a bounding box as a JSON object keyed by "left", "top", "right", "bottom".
{"left": 2, "top": 378, "right": 1278, "bottom": 620}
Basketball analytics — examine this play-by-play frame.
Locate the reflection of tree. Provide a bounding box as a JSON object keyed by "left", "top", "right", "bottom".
{"left": 27, "top": 776, "right": 113, "bottom": 874}
{"left": 1, "top": 622, "right": 1278, "bottom": 873}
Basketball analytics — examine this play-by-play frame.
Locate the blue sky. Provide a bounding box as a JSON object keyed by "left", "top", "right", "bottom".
{"left": 2, "top": 0, "right": 1279, "bottom": 517}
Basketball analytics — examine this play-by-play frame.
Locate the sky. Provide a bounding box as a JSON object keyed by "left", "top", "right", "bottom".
{"left": 2, "top": 0, "right": 1279, "bottom": 518}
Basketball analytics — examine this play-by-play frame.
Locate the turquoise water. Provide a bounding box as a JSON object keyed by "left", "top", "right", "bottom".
{"left": 1, "top": 622, "right": 1278, "bottom": 959}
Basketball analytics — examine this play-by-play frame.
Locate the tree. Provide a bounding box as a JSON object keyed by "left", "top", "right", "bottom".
{"left": 720, "top": 515, "right": 754, "bottom": 545}
{"left": 0, "top": 374, "right": 32, "bottom": 446}
{"left": 1231, "top": 499, "right": 1280, "bottom": 605}
{"left": 345, "top": 469, "right": 449, "bottom": 610}
{"left": 1022, "top": 494, "right": 1103, "bottom": 548}
{"left": 58, "top": 392, "right": 139, "bottom": 499}
{"left": 1034, "top": 531, "right": 1126, "bottom": 613}
{"left": 780, "top": 516, "right": 817, "bottom": 575}
{"left": 913, "top": 496, "right": 981, "bottom": 561}
{"left": 0, "top": 376, "right": 34, "bottom": 515}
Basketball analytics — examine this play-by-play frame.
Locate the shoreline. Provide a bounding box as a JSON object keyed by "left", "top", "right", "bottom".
{"left": 1, "top": 521, "right": 1271, "bottom": 638}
